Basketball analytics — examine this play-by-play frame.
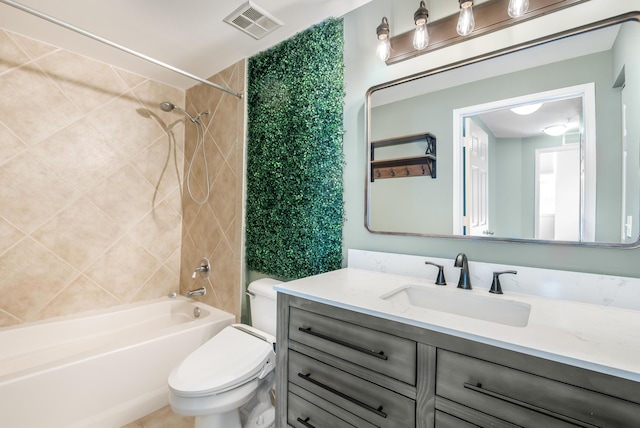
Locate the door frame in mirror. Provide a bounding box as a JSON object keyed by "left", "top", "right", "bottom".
{"left": 451, "top": 83, "right": 597, "bottom": 241}
{"left": 365, "top": 12, "right": 640, "bottom": 248}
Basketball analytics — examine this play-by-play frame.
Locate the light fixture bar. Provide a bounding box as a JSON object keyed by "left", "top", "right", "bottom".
{"left": 386, "top": 0, "right": 588, "bottom": 65}
{"left": 0, "top": 0, "right": 243, "bottom": 98}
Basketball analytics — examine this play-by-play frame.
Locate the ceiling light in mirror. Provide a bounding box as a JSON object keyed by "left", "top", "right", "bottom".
{"left": 511, "top": 103, "right": 543, "bottom": 115}
{"left": 544, "top": 124, "right": 568, "bottom": 136}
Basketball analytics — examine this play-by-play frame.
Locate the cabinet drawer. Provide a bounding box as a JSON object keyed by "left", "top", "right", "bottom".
{"left": 289, "top": 350, "right": 415, "bottom": 428}
{"left": 289, "top": 307, "right": 416, "bottom": 385}
{"left": 288, "top": 391, "right": 359, "bottom": 428}
{"left": 435, "top": 410, "right": 481, "bottom": 428}
{"left": 288, "top": 385, "right": 378, "bottom": 428}
{"left": 437, "top": 349, "right": 640, "bottom": 428}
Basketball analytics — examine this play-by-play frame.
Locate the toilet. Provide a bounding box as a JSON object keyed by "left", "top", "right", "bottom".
{"left": 168, "top": 278, "right": 281, "bottom": 428}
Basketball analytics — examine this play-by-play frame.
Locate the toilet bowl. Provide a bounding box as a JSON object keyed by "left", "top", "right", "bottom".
{"left": 168, "top": 278, "right": 281, "bottom": 428}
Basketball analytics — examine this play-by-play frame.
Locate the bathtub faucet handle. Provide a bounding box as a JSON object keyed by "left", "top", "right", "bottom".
{"left": 192, "top": 258, "right": 210, "bottom": 279}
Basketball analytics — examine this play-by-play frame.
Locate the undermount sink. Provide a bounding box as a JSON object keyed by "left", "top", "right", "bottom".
{"left": 381, "top": 285, "right": 531, "bottom": 327}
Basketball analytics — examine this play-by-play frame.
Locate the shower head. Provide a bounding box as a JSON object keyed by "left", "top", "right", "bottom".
{"left": 160, "top": 101, "right": 176, "bottom": 112}
{"left": 159, "top": 101, "right": 198, "bottom": 123}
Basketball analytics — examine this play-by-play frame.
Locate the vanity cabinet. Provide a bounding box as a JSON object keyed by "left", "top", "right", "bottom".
{"left": 276, "top": 294, "right": 640, "bottom": 428}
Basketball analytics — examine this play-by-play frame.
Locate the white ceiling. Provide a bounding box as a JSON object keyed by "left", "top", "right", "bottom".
{"left": 0, "top": 0, "right": 371, "bottom": 89}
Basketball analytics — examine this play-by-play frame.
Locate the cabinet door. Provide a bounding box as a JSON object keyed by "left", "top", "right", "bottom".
{"left": 437, "top": 349, "right": 640, "bottom": 428}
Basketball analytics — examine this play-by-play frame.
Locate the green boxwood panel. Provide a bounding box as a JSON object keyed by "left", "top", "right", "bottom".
{"left": 246, "top": 18, "right": 344, "bottom": 279}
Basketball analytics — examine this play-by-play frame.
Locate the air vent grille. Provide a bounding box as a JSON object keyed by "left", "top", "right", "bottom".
{"left": 224, "top": 1, "right": 283, "bottom": 40}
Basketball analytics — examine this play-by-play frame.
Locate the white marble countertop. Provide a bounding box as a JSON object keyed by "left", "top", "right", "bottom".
{"left": 275, "top": 267, "right": 640, "bottom": 382}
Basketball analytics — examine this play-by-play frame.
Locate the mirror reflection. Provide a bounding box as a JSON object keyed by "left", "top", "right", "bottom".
{"left": 366, "top": 16, "right": 640, "bottom": 246}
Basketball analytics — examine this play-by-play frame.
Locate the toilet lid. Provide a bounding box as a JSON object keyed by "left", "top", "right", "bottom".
{"left": 168, "top": 325, "right": 275, "bottom": 396}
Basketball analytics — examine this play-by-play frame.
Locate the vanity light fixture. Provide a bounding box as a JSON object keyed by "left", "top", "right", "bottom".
{"left": 413, "top": 1, "right": 430, "bottom": 50}
{"left": 374, "top": 0, "right": 587, "bottom": 65}
{"left": 376, "top": 17, "right": 391, "bottom": 62}
{"left": 508, "top": 0, "right": 530, "bottom": 17}
{"left": 457, "top": 0, "right": 476, "bottom": 36}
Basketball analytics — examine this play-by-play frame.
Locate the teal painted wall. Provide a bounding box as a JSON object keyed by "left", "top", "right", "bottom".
{"left": 342, "top": 0, "right": 640, "bottom": 278}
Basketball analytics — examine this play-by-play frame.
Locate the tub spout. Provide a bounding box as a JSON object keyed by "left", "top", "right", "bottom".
{"left": 187, "top": 287, "right": 206, "bottom": 298}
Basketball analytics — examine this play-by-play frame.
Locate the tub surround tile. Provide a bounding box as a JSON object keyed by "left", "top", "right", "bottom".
{"left": 87, "top": 92, "right": 165, "bottom": 159}
{"left": 179, "top": 60, "right": 245, "bottom": 321}
{"left": 34, "top": 118, "right": 126, "bottom": 193}
{"left": 0, "top": 238, "right": 80, "bottom": 321}
{"left": 0, "top": 152, "right": 79, "bottom": 234}
{"left": 0, "top": 26, "right": 186, "bottom": 327}
{"left": 0, "top": 218, "right": 24, "bottom": 256}
{"left": 134, "top": 266, "right": 179, "bottom": 301}
{"left": 37, "top": 49, "right": 131, "bottom": 113}
{"left": 5, "top": 30, "right": 57, "bottom": 61}
{"left": 115, "top": 67, "right": 147, "bottom": 90}
{"left": 0, "top": 62, "right": 82, "bottom": 146}
{"left": 0, "top": 122, "right": 27, "bottom": 163}
{"left": 130, "top": 200, "right": 182, "bottom": 262}
{"left": 133, "top": 131, "right": 185, "bottom": 200}
{"left": 85, "top": 235, "right": 161, "bottom": 301}
{"left": 33, "top": 197, "right": 123, "bottom": 271}
{"left": 0, "top": 29, "right": 30, "bottom": 73}
{"left": 36, "top": 275, "right": 120, "bottom": 320}
{"left": 88, "top": 163, "right": 158, "bottom": 230}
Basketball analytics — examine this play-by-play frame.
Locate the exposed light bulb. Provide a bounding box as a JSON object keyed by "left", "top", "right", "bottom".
{"left": 457, "top": 1, "right": 475, "bottom": 36}
{"left": 377, "top": 35, "right": 391, "bottom": 61}
{"left": 508, "top": 0, "right": 529, "bottom": 18}
{"left": 412, "top": 1, "right": 429, "bottom": 50}
{"left": 376, "top": 17, "right": 391, "bottom": 62}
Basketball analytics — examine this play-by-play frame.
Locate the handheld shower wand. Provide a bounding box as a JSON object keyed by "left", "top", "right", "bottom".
{"left": 160, "top": 101, "right": 211, "bottom": 204}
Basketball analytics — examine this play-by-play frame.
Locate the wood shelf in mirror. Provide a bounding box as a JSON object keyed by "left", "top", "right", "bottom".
{"left": 371, "top": 132, "right": 436, "bottom": 181}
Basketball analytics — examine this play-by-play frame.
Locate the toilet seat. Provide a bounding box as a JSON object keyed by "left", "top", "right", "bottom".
{"left": 169, "top": 325, "right": 276, "bottom": 397}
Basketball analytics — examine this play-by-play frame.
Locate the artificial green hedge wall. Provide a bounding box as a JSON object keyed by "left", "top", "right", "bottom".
{"left": 246, "top": 18, "right": 344, "bottom": 279}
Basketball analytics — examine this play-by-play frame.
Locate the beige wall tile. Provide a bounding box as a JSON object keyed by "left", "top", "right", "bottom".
{"left": 0, "top": 27, "right": 184, "bottom": 325}
{"left": 32, "top": 197, "right": 123, "bottom": 270}
{"left": 0, "top": 62, "right": 82, "bottom": 146}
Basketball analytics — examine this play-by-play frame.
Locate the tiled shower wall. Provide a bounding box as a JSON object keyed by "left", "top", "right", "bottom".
{"left": 179, "top": 61, "right": 246, "bottom": 321}
{"left": 0, "top": 27, "right": 186, "bottom": 326}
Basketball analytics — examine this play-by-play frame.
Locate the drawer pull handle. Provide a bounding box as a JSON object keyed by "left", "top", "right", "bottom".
{"left": 298, "top": 327, "right": 388, "bottom": 360}
{"left": 298, "top": 372, "right": 387, "bottom": 419}
{"left": 463, "top": 382, "right": 600, "bottom": 428}
{"left": 297, "top": 416, "right": 316, "bottom": 428}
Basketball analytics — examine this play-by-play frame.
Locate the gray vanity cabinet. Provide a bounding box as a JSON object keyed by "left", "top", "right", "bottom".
{"left": 276, "top": 293, "right": 640, "bottom": 428}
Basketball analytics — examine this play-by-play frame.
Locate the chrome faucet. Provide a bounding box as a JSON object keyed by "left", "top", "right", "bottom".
{"left": 454, "top": 253, "right": 472, "bottom": 290}
{"left": 187, "top": 287, "right": 206, "bottom": 298}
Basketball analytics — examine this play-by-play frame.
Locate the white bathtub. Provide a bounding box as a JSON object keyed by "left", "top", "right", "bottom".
{"left": 0, "top": 296, "right": 235, "bottom": 428}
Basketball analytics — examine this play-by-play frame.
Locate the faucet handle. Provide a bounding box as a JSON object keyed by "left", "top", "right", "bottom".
{"left": 489, "top": 270, "right": 517, "bottom": 294}
{"left": 424, "top": 261, "right": 446, "bottom": 285}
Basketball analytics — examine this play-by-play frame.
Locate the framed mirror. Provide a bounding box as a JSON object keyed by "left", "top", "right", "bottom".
{"left": 365, "top": 13, "right": 640, "bottom": 247}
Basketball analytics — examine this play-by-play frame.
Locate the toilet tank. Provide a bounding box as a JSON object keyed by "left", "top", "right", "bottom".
{"left": 248, "top": 278, "right": 281, "bottom": 337}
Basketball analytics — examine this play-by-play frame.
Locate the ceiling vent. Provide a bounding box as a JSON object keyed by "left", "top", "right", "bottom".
{"left": 224, "top": 1, "right": 283, "bottom": 40}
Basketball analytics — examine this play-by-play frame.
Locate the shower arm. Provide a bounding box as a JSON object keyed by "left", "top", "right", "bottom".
{"left": 0, "top": 0, "right": 243, "bottom": 99}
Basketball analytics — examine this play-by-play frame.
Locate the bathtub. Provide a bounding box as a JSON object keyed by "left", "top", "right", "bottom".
{"left": 0, "top": 296, "right": 235, "bottom": 428}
